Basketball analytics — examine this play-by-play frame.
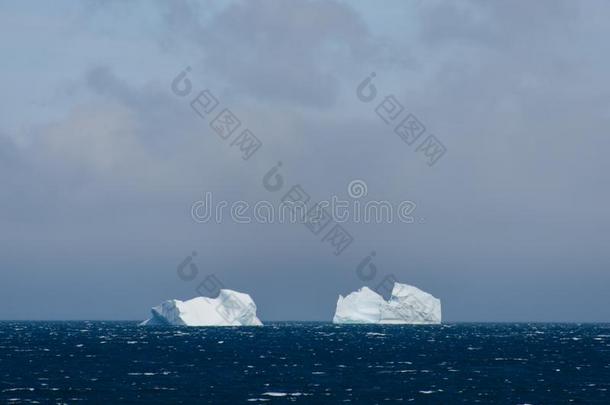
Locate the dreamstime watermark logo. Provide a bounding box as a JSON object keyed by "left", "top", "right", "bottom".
{"left": 347, "top": 179, "right": 368, "bottom": 199}
{"left": 171, "top": 65, "right": 420, "bottom": 294}
{"left": 191, "top": 180, "right": 419, "bottom": 224}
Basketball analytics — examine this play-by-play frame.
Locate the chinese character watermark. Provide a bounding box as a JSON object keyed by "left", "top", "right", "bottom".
{"left": 356, "top": 72, "right": 447, "bottom": 167}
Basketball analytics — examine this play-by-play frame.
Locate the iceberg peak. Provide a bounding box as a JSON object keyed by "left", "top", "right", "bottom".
{"left": 333, "top": 282, "right": 441, "bottom": 324}
{"left": 141, "top": 289, "right": 263, "bottom": 327}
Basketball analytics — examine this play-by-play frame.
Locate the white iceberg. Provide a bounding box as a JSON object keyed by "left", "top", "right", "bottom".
{"left": 333, "top": 282, "right": 441, "bottom": 324}
{"left": 140, "top": 289, "right": 263, "bottom": 326}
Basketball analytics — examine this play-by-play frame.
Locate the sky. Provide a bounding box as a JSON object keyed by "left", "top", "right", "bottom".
{"left": 1, "top": 0, "right": 609, "bottom": 322}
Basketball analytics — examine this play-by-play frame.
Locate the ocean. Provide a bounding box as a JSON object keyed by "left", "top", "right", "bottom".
{"left": 0, "top": 322, "right": 609, "bottom": 403}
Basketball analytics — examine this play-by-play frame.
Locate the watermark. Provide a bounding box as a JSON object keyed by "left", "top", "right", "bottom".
{"left": 172, "top": 66, "right": 263, "bottom": 160}
{"left": 347, "top": 179, "right": 368, "bottom": 199}
{"left": 191, "top": 180, "right": 418, "bottom": 224}
{"left": 171, "top": 66, "right": 357, "bottom": 257}
{"left": 176, "top": 251, "right": 254, "bottom": 324}
{"left": 356, "top": 72, "right": 447, "bottom": 167}
{"left": 170, "top": 66, "right": 412, "bottom": 305}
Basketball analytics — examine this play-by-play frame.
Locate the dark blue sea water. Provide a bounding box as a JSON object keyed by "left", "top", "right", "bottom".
{"left": 1, "top": 322, "right": 609, "bottom": 404}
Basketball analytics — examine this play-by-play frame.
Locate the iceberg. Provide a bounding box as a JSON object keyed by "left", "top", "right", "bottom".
{"left": 140, "top": 289, "right": 263, "bottom": 326}
{"left": 333, "top": 282, "right": 441, "bottom": 324}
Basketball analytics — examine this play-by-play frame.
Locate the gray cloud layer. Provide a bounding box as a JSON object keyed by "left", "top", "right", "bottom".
{"left": 1, "top": 0, "right": 609, "bottom": 321}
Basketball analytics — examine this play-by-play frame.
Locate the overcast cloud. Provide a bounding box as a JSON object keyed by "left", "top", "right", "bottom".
{"left": 1, "top": 0, "right": 609, "bottom": 321}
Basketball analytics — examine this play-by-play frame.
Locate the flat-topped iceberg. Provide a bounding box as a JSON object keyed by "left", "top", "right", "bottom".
{"left": 141, "top": 289, "right": 263, "bottom": 326}
{"left": 333, "top": 282, "right": 441, "bottom": 324}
